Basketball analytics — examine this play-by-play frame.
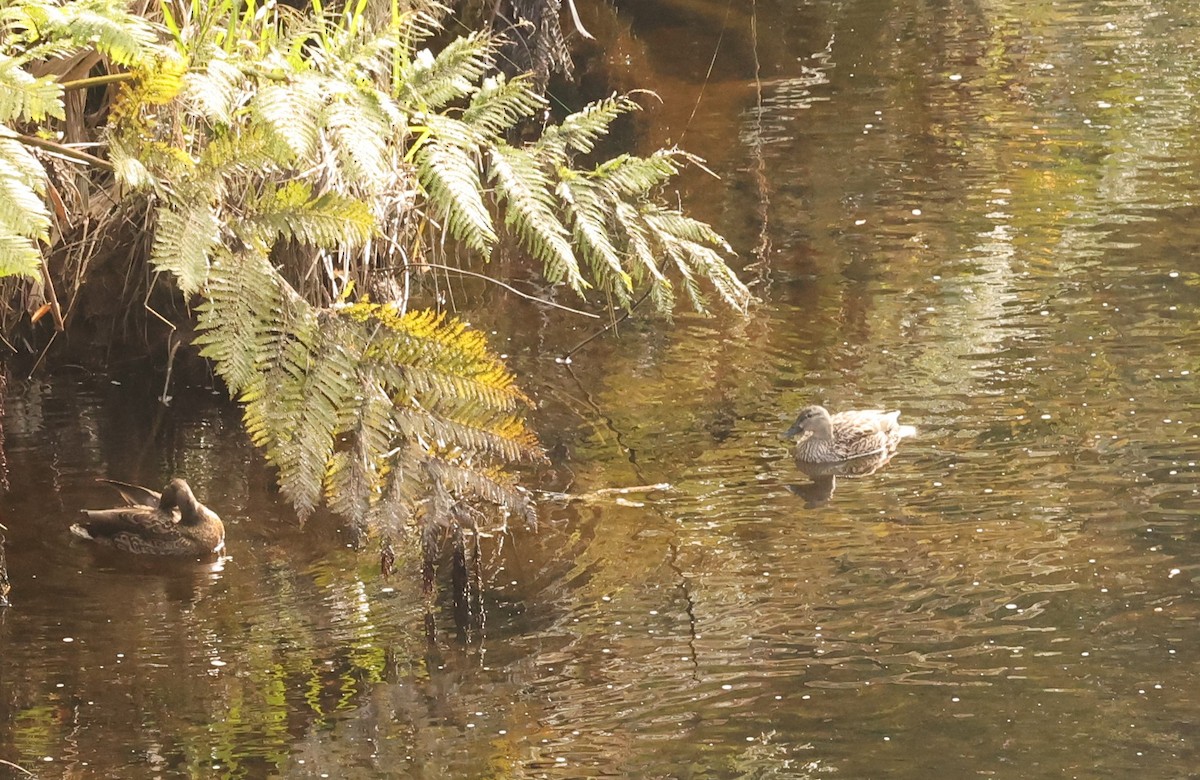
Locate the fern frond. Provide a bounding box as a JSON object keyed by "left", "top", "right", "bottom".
{"left": 106, "top": 135, "right": 156, "bottom": 191}
{"left": 240, "top": 181, "right": 375, "bottom": 249}
{"left": 645, "top": 209, "right": 734, "bottom": 254}
{"left": 322, "top": 92, "right": 390, "bottom": 190}
{"left": 488, "top": 143, "right": 584, "bottom": 290}
{"left": 0, "top": 137, "right": 51, "bottom": 272}
{"left": 136, "top": 55, "right": 186, "bottom": 105}
{"left": 0, "top": 136, "right": 44, "bottom": 189}
{"left": 645, "top": 208, "right": 750, "bottom": 312}
{"left": 0, "top": 232, "right": 43, "bottom": 278}
{"left": 250, "top": 76, "right": 324, "bottom": 162}
{"left": 4, "top": 0, "right": 161, "bottom": 66}
{"left": 348, "top": 305, "right": 528, "bottom": 399}
{"left": 612, "top": 200, "right": 667, "bottom": 285}
{"left": 536, "top": 94, "right": 639, "bottom": 161}
{"left": 591, "top": 150, "right": 680, "bottom": 197}
{"left": 197, "top": 125, "right": 280, "bottom": 190}
{"left": 325, "top": 381, "right": 396, "bottom": 521}
{"left": 414, "top": 142, "right": 495, "bottom": 254}
{"left": 394, "top": 408, "right": 535, "bottom": 464}
{"left": 151, "top": 199, "right": 220, "bottom": 294}
{"left": 254, "top": 318, "right": 359, "bottom": 518}
{"left": 183, "top": 56, "right": 243, "bottom": 125}
{"left": 461, "top": 75, "right": 545, "bottom": 139}
{"left": 0, "top": 55, "right": 63, "bottom": 123}
{"left": 558, "top": 177, "right": 632, "bottom": 305}
{"left": 422, "top": 458, "right": 533, "bottom": 522}
{"left": 195, "top": 246, "right": 290, "bottom": 393}
{"left": 402, "top": 33, "right": 492, "bottom": 110}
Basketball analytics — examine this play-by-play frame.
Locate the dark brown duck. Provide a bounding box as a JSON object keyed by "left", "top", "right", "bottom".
{"left": 71, "top": 478, "right": 225, "bottom": 556}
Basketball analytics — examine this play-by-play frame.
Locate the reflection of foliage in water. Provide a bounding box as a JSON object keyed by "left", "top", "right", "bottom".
{"left": 0, "top": 0, "right": 749, "bottom": 557}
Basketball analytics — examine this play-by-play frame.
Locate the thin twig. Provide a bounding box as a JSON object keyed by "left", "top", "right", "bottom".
{"left": 0, "top": 758, "right": 35, "bottom": 777}
{"left": 383, "top": 262, "right": 600, "bottom": 319}
{"left": 14, "top": 133, "right": 113, "bottom": 171}
{"left": 680, "top": 0, "right": 735, "bottom": 143}
{"left": 38, "top": 252, "right": 64, "bottom": 332}
{"left": 560, "top": 286, "right": 652, "bottom": 361}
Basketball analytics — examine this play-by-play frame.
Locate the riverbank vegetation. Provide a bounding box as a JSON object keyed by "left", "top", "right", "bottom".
{"left": 0, "top": 0, "right": 749, "bottom": 578}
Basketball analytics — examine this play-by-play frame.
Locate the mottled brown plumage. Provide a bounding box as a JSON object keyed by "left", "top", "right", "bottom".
{"left": 71, "top": 478, "right": 225, "bottom": 556}
{"left": 783, "top": 405, "right": 916, "bottom": 463}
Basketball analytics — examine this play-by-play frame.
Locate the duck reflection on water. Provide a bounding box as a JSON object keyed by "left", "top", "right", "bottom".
{"left": 782, "top": 405, "right": 916, "bottom": 506}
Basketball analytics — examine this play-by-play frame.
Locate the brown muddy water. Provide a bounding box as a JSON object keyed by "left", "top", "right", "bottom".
{"left": 5, "top": 0, "right": 1200, "bottom": 777}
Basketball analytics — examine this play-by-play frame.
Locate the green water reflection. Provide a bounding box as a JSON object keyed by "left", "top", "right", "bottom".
{"left": 4, "top": 0, "right": 1200, "bottom": 777}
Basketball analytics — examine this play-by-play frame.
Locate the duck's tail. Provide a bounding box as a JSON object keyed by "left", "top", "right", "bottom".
{"left": 69, "top": 523, "right": 94, "bottom": 540}
{"left": 898, "top": 424, "right": 918, "bottom": 439}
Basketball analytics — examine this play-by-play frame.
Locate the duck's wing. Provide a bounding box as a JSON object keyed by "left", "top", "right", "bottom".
{"left": 72, "top": 507, "right": 198, "bottom": 554}
{"left": 97, "top": 479, "right": 162, "bottom": 509}
{"left": 74, "top": 507, "right": 179, "bottom": 538}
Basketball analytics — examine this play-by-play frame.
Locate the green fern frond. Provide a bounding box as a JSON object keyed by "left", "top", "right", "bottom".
{"left": 421, "top": 112, "right": 485, "bottom": 149}
{"left": 136, "top": 56, "right": 186, "bottom": 105}
{"left": 402, "top": 33, "right": 492, "bottom": 110}
{"left": 367, "top": 461, "right": 417, "bottom": 536}
{"left": 0, "top": 135, "right": 47, "bottom": 198}
{"left": 394, "top": 408, "right": 535, "bottom": 464}
{"left": 0, "top": 169, "right": 50, "bottom": 244}
{"left": 241, "top": 181, "right": 375, "bottom": 248}
{"left": 325, "top": 382, "right": 396, "bottom": 521}
{"left": 558, "top": 177, "right": 633, "bottom": 305}
{"left": 0, "top": 55, "right": 63, "bottom": 123}
{"left": 3, "top": 0, "right": 160, "bottom": 66}
{"left": 645, "top": 208, "right": 750, "bottom": 312}
{"left": 253, "top": 319, "right": 359, "bottom": 518}
{"left": 421, "top": 458, "right": 533, "bottom": 522}
{"left": 462, "top": 75, "right": 545, "bottom": 139}
{"left": 612, "top": 200, "right": 667, "bottom": 285}
{"left": 0, "top": 232, "right": 43, "bottom": 278}
{"left": 645, "top": 210, "right": 734, "bottom": 254}
{"left": 648, "top": 278, "right": 675, "bottom": 312}
{"left": 536, "top": 94, "right": 639, "bottom": 161}
{"left": 197, "top": 125, "right": 281, "bottom": 190}
{"left": 488, "top": 143, "right": 584, "bottom": 290}
{"left": 106, "top": 135, "right": 157, "bottom": 191}
{"left": 322, "top": 93, "right": 390, "bottom": 190}
{"left": 414, "top": 142, "right": 495, "bottom": 254}
{"left": 183, "top": 56, "right": 243, "bottom": 125}
{"left": 0, "top": 138, "right": 51, "bottom": 270}
{"left": 250, "top": 76, "right": 325, "bottom": 162}
{"left": 590, "top": 150, "right": 680, "bottom": 197}
{"left": 347, "top": 305, "right": 528, "bottom": 398}
{"left": 151, "top": 199, "right": 220, "bottom": 294}
{"left": 195, "top": 246, "right": 290, "bottom": 392}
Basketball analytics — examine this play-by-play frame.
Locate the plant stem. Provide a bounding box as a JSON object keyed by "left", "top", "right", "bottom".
{"left": 16, "top": 134, "right": 113, "bottom": 172}
{"left": 61, "top": 72, "right": 136, "bottom": 92}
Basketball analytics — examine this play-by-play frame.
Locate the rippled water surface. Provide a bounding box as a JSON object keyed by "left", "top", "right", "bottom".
{"left": 5, "top": 0, "right": 1200, "bottom": 777}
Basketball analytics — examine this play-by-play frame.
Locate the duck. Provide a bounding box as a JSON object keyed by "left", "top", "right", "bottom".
{"left": 71, "top": 478, "right": 225, "bottom": 556}
{"left": 783, "top": 405, "right": 916, "bottom": 464}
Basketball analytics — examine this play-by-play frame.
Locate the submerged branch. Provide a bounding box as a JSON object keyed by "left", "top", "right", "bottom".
{"left": 391, "top": 262, "right": 601, "bottom": 319}
{"left": 560, "top": 286, "right": 652, "bottom": 360}
{"left": 0, "top": 759, "right": 34, "bottom": 777}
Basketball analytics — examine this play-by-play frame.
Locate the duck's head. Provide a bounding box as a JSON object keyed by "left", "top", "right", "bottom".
{"left": 159, "top": 478, "right": 219, "bottom": 525}
{"left": 782, "top": 405, "right": 833, "bottom": 440}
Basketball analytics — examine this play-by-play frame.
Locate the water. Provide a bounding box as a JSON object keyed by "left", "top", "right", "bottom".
{"left": 4, "top": 0, "right": 1200, "bottom": 776}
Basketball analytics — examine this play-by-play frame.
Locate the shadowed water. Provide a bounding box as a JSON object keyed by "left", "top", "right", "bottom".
{"left": 4, "top": 0, "right": 1200, "bottom": 777}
